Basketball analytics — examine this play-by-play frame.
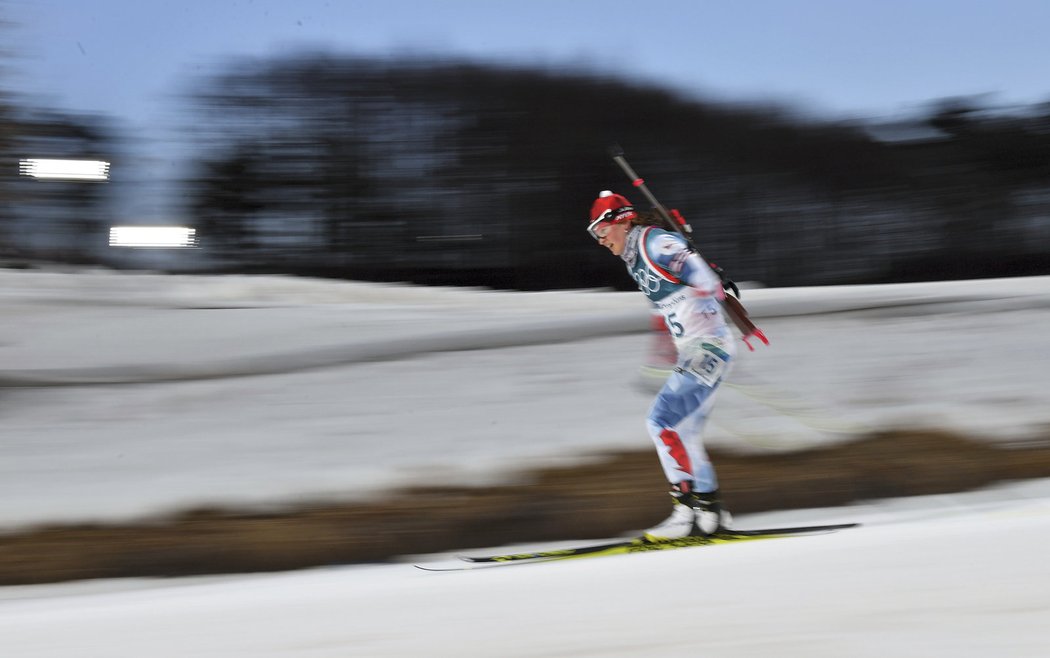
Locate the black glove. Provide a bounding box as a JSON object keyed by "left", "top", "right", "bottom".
{"left": 708, "top": 262, "right": 740, "bottom": 299}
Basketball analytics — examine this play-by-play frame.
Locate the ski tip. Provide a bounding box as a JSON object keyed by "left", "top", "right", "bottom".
{"left": 818, "top": 522, "right": 860, "bottom": 530}
{"left": 718, "top": 521, "right": 861, "bottom": 537}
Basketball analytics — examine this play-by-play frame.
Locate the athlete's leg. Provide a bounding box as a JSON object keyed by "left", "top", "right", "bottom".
{"left": 645, "top": 369, "right": 721, "bottom": 492}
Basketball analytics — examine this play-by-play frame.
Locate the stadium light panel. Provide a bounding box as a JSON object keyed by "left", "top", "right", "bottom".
{"left": 19, "top": 158, "right": 111, "bottom": 181}
{"left": 109, "top": 226, "right": 197, "bottom": 248}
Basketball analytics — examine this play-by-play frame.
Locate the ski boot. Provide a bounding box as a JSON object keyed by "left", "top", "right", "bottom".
{"left": 644, "top": 485, "right": 732, "bottom": 541}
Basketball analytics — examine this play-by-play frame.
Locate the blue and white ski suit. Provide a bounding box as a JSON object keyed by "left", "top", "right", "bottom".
{"left": 621, "top": 226, "right": 736, "bottom": 493}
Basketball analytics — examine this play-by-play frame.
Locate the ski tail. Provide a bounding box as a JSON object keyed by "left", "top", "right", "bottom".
{"left": 460, "top": 538, "right": 638, "bottom": 563}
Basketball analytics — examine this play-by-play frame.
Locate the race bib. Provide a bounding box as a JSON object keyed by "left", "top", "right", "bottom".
{"left": 680, "top": 345, "right": 729, "bottom": 386}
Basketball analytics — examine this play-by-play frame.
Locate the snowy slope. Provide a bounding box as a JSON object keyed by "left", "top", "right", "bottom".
{"left": 2, "top": 270, "right": 1050, "bottom": 528}
{"left": 2, "top": 481, "right": 1049, "bottom": 658}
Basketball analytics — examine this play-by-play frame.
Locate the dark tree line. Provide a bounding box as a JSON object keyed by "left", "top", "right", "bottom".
{"left": 181, "top": 54, "right": 1050, "bottom": 289}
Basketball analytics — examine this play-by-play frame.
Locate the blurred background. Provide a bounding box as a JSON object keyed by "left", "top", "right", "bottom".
{"left": 3, "top": 0, "right": 1049, "bottom": 290}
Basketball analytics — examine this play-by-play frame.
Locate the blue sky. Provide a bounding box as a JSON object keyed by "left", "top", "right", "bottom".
{"left": 10, "top": 0, "right": 1050, "bottom": 129}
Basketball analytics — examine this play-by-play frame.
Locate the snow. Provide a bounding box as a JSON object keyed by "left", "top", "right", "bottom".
{"left": 3, "top": 483, "right": 1050, "bottom": 657}
{"left": 3, "top": 268, "right": 1050, "bottom": 657}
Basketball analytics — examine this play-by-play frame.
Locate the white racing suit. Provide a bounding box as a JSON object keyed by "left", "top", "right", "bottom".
{"left": 621, "top": 226, "right": 736, "bottom": 494}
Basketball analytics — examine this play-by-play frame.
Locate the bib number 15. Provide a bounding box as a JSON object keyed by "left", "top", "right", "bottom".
{"left": 684, "top": 352, "right": 727, "bottom": 387}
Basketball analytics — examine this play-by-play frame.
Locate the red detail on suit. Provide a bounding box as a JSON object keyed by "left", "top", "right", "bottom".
{"left": 659, "top": 428, "right": 692, "bottom": 476}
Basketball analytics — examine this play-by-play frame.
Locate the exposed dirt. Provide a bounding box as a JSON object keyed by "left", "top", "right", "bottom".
{"left": 4, "top": 429, "right": 1050, "bottom": 586}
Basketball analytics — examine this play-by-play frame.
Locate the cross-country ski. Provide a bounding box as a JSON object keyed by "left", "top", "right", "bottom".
{"left": 415, "top": 522, "right": 859, "bottom": 571}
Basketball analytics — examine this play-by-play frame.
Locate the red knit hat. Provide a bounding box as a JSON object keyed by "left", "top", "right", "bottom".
{"left": 588, "top": 191, "right": 637, "bottom": 236}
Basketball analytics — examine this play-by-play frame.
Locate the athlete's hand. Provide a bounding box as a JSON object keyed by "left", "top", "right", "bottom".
{"left": 709, "top": 262, "right": 740, "bottom": 299}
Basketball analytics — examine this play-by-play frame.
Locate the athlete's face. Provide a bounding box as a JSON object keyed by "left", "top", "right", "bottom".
{"left": 592, "top": 221, "right": 629, "bottom": 256}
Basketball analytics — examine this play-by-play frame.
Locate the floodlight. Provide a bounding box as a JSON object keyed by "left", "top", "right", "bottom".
{"left": 109, "top": 226, "right": 197, "bottom": 248}
{"left": 19, "top": 158, "right": 110, "bottom": 181}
